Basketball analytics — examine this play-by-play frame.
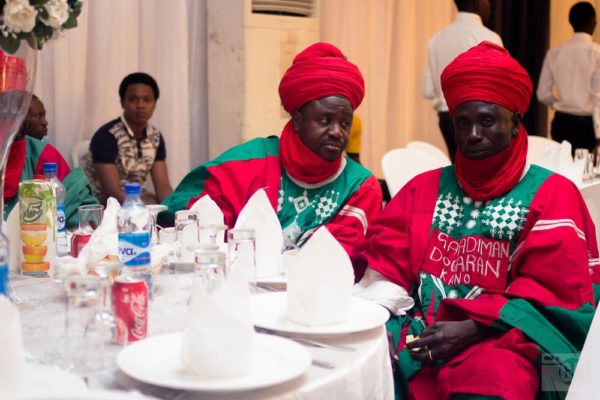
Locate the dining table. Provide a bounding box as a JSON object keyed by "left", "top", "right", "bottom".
{"left": 12, "top": 270, "right": 395, "bottom": 400}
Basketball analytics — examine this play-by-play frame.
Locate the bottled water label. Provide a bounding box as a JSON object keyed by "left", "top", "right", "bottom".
{"left": 56, "top": 204, "right": 66, "bottom": 233}
{"left": 119, "top": 232, "right": 151, "bottom": 267}
{"left": 0, "top": 263, "right": 8, "bottom": 296}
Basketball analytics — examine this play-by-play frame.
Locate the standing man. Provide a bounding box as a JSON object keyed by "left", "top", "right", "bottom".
{"left": 85, "top": 72, "right": 173, "bottom": 204}
{"left": 423, "top": 0, "right": 502, "bottom": 162}
{"left": 537, "top": 2, "right": 600, "bottom": 154}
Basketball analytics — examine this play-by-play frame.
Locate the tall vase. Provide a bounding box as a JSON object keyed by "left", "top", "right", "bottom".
{"left": 0, "top": 41, "right": 37, "bottom": 230}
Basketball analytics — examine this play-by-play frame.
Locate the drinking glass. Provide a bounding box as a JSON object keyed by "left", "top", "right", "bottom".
{"left": 89, "top": 258, "right": 127, "bottom": 344}
{"left": 146, "top": 204, "right": 168, "bottom": 245}
{"left": 199, "top": 223, "right": 228, "bottom": 246}
{"left": 227, "top": 229, "right": 256, "bottom": 292}
{"left": 64, "top": 275, "right": 103, "bottom": 373}
{"left": 194, "top": 249, "right": 226, "bottom": 294}
{"left": 78, "top": 204, "right": 104, "bottom": 233}
{"left": 175, "top": 210, "right": 200, "bottom": 263}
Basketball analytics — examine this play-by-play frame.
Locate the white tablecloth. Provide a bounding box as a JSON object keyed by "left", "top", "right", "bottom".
{"left": 13, "top": 273, "right": 394, "bottom": 400}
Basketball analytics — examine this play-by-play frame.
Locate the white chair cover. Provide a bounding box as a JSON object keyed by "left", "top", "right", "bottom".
{"left": 381, "top": 148, "right": 449, "bottom": 197}
{"left": 71, "top": 140, "right": 90, "bottom": 168}
{"left": 527, "top": 135, "right": 561, "bottom": 167}
{"left": 580, "top": 182, "right": 600, "bottom": 251}
{"left": 406, "top": 141, "right": 451, "bottom": 165}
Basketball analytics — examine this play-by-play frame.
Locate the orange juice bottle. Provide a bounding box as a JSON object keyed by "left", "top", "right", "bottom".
{"left": 18, "top": 179, "right": 56, "bottom": 277}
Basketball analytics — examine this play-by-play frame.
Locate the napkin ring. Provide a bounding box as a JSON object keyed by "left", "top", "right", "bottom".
{"left": 428, "top": 349, "right": 434, "bottom": 362}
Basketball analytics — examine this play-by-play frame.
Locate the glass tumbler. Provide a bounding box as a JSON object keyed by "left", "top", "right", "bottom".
{"left": 63, "top": 275, "right": 103, "bottom": 373}
{"left": 78, "top": 204, "right": 104, "bottom": 233}
{"left": 227, "top": 229, "right": 257, "bottom": 292}
{"left": 175, "top": 210, "right": 200, "bottom": 263}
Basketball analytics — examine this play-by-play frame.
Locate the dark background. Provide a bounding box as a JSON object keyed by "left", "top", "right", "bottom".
{"left": 487, "top": 0, "right": 551, "bottom": 136}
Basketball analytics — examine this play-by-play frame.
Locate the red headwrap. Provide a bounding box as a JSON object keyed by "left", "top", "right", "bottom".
{"left": 441, "top": 41, "right": 533, "bottom": 201}
{"left": 278, "top": 42, "right": 365, "bottom": 183}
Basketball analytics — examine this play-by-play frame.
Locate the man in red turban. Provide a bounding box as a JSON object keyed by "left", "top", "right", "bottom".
{"left": 162, "top": 43, "right": 382, "bottom": 263}
{"left": 353, "top": 42, "right": 599, "bottom": 399}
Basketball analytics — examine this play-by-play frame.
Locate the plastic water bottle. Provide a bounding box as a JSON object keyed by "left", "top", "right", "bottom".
{"left": 43, "top": 162, "right": 68, "bottom": 257}
{"left": 118, "top": 183, "right": 153, "bottom": 299}
{"left": 0, "top": 231, "right": 8, "bottom": 297}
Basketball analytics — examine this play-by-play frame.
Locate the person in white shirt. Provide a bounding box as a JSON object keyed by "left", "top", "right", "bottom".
{"left": 423, "top": 0, "right": 502, "bottom": 162}
{"left": 537, "top": 1, "right": 600, "bottom": 155}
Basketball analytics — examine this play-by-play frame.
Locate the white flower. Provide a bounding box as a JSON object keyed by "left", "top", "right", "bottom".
{"left": 42, "top": 0, "right": 69, "bottom": 29}
{"left": 3, "top": 0, "right": 38, "bottom": 33}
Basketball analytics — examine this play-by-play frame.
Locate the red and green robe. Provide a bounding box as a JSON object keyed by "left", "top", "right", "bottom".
{"left": 4, "top": 136, "right": 99, "bottom": 228}
{"left": 161, "top": 136, "right": 382, "bottom": 256}
{"left": 353, "top": 164, "right": 600, "bottom": 400}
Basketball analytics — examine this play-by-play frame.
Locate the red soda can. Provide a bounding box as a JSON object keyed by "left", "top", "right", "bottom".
{"left": 112, "top": 276, "right": 148, "bottom": 343}
{"left": 70, "top": 231, "right": 92, "bottom": 257}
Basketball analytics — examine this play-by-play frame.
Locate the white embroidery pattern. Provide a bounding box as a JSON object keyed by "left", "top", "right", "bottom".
{"left": 481, "top": 198, "right": 529, "bottom": 239}
{"left": 433, "top": 192, "right": 464, "bottom": 234}
{"left": 288, "top": 189, "right": 310, "bottom": 214}
{"left": 314, "top": 190, "right": 341, "bottom": 222}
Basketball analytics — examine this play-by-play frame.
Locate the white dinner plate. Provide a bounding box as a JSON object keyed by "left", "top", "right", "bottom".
{"left": 251, "top": 292, "right": 389, "bottom": 337}
{"left": 14, "top": 390, "right": 153, "bottom": 400}
{"left": 117, "top": 333, "right": 311, "bottom": 392}
{"left": 4, "top": 364, "right": 87, "bottom": 399}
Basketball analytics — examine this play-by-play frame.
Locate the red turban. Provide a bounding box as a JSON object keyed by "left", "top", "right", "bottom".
{"left": 441, "top": 42, "right": 533, "bottom": 202}
{"left": 278, "top": 42, "right": 365, "bottom": 114}
{"left": 441, "top": 41, "right": 532, "bottom": 116}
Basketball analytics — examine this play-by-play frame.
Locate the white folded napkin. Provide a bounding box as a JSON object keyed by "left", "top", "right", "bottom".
{"left": 180, "top": 277, "right": 255, "bottom": 377}
{"left": 0, "top": 297, "right": 26, "bottom": 394}
{"left": 190, "top": 195, "right": 226, "bottom": 246}
{"left": 234, "top": 189, "right": 283, "bottom": 278}
{"left": 286, "top": 227, "right": 354, "bottom": 326}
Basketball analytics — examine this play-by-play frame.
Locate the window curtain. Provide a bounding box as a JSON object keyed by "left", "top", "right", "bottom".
{"left": 32, "top": 0, "right": 208, "bottom": 187}
{"left": 320, "top": 0, "right": 455, "bottom": 176}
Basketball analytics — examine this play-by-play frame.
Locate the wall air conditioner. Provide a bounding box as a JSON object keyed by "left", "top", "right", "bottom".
{"left": 206, "top": 0, "right": 320, "bottom": 158}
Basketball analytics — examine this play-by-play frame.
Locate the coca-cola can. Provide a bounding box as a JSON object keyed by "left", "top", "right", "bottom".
{"left": 112, "top": 276, "right": 148, "bottom": 343}
{"left": 70, "top": 231, "right": 92, "bottom": 258}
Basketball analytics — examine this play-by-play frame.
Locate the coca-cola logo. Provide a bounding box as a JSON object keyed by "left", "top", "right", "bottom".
{"left": 129, "top": 292, "right": 147, "bottom": 339}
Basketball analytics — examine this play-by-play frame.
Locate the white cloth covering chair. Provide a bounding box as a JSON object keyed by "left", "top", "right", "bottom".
{"left": 580, "top": 182, "right": 600, "bottom": 249}
{"left": 381, "top": 148, "right": 450, "bottom": 197}
{"left": 406, "top": 141, "right": 451, "bottom": 165}
{"left": 71, "top": 140, "right": 90, "bottom": 168}
{"left": 527, "top": 135, "right": 561, "bottom": 167}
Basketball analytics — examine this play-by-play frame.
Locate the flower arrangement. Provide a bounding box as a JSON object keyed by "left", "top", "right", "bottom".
{"left": 0, "top": 0, "right": 82, "bottom": 54}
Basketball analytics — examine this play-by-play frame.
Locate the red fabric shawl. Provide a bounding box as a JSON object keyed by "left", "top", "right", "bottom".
{"left": 4, "top": 137, "right": 26, "bottom": 201}
{"left": 441, "top": 41, "right": 533, "bottom": 201}
{"left": 278, "top": 42, "right": 365, "bottom": 183}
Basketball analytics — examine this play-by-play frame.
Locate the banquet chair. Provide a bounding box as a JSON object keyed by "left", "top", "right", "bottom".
{"left": 2, "top": 204, "right": 20, "bottom": 272}
{"left": 406, "top": 141, "right": 451, "bottom": 165}
{"left": 581, "top": 182, "right": 600, "bottom": 248}
{"left": 71, "top": 140, "right": 90, "bottom": 168}
{"left": 527, "top": 135, "right": 561, "bottom": 166}
{"left": 381, "top": 148, "right": 449, "bottom": 197}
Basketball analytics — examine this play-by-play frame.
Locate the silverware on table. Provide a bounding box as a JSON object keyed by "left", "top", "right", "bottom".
{"left": 255, "top": 327, "right": 357, "bottom": 352}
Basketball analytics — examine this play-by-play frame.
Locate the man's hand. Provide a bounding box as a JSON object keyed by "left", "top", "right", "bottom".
{"left": 406, "top": 320, "right": 493, "bottom": 363}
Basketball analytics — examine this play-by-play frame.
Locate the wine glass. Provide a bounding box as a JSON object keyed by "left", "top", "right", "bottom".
{"left": 146, "top": 204, "right": 168, "bottom": 246}
{"left": 199, "top": 223, "right": 228, "bottom": 247}
{"left": 227, "top": 229, "right": 256, "bottom": 292}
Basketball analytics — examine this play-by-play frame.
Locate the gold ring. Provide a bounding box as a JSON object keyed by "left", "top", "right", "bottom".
{"left": 428, "top": 349, "right": 434, "bottom": 362}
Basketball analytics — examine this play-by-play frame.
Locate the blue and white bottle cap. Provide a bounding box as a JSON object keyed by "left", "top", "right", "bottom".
{"left": 124, "top": 182, "right": 142, "bottom": 195}
{"left": 43, "top": 162, "right": 57, "bottom": 174}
